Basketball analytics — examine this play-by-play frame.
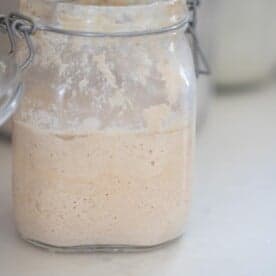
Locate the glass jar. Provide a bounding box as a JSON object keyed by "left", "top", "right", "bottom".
{"left": 2, "top": 0, "right": 196, "bottom": 252}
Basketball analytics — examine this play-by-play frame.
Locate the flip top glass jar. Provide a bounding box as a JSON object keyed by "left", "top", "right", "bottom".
{"left": 3, "top": 0, "right": 197, "bottom": 252}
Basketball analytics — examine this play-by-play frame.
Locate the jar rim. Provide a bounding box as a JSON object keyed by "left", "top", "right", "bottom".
{"left": 57, "top": 0, "right": 177, "bottom": 8}
{"left": 20, "top": 0, "right": 188, "bottom": 33}
{"left": 25, "top": 0, "right": 182, "bottom": 8}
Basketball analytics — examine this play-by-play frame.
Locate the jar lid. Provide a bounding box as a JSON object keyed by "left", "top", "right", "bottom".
{"left": 20, "top": 0, "right": 188, "bottom": 33}
{"left": 0, "top": 55, "right": 23, "bottom": 126}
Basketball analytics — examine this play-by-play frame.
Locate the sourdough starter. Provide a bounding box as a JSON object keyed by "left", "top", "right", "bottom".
{"left": 13, "top": 121, "right": 191, "bottom": 247}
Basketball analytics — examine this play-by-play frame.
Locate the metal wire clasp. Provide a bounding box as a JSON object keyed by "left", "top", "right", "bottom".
{"left": 0, "top": 13, "right": 36, "bottom": 71}
{"left": 187, "top": 0, "right": 211, "bottom": 77}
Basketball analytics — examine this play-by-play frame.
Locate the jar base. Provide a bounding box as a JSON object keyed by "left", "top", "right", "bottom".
{"left": 22, "top": 236, "right": 183, "bottom": 253}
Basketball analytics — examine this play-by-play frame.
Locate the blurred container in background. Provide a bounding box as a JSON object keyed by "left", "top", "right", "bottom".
{"left": 213, "top": 0, "right": 276, "bottom": 89}
{"left": 0, "top": 0, "right": 18, "bottom": 137}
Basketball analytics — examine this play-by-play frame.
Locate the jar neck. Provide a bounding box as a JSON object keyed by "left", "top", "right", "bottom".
{"left": 20, "top": 0, "right": 188, "bottom": 33}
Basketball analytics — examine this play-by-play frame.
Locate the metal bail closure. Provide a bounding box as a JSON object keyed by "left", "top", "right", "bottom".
{"left": 187, "top": 0, "right": 211, "bottom": 78}
{"left": 1, "top": 13, "right": 36, "bottom": 71}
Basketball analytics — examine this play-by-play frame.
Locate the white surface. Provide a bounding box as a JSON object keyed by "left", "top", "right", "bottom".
{"left": 1, "top": 83, "right": 276, "bottom": 276}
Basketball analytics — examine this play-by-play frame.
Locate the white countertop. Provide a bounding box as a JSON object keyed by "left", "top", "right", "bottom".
{"left": 1, "top": 83, "right": 276, "bottom": 276}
